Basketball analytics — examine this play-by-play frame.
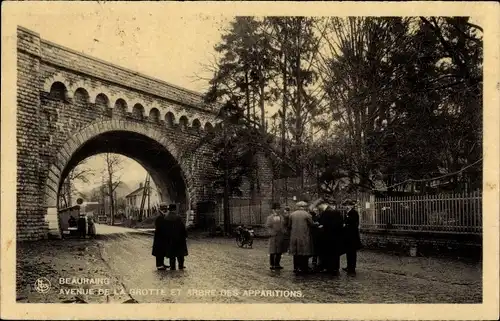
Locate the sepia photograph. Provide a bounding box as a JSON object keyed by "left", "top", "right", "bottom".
{"left": 1, "top": 1, "right": 499, "bottom": 320}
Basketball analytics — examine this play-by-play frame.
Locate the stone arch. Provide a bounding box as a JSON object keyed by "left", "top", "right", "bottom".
{"left": 128, "top": 99, "right": 146, "bottom": 113}
{"left": 49, "top": 81, "right": 69, "bottom": 101}
{"left": 132, "top": 103, "right": 145, "bottom": 120}
{"left": 95, "top": 93, "right": 110, "bottom": 108}
{"left": 91, "top": 89, "right": 113, "bottom": 104}
{"left": 149, "top": 108, "right": 160, "bottom": 123}
{"left": 147, "top": 101, "right": 162, "bottom": 116}
{"left": 192, "top": 119, "right": 201, "bottom": 131}
{"left": 113, "top": 98, "right": 128, "bottom": 118}
{"left": 179, "top": 116, "right": 189, "bottom": 131}
{"left": 43, "top": 120, "right": 196, "bottom": 236}
{"left": 73, "top": 88, "right": 90, "bottom": 104}
{"left": 204, "top": 122, "right": 214, "bottom": 132}
{"left": 44, "top": 74, "right": 71, "bottom": 97}
{"left": 165, "top": 112, "right": 175, "bottom": 127}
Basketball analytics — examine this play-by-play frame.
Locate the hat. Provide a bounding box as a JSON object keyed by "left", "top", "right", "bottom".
{"left": 168, "top": 204, "right": 177, "bottom": 211}
{"left": 296, "top": 201, "right": 308, "bottom": 207}
{"left": 271, "top": 202, "right": 281, "bottom": 210}
{"left": 318, "top": 203, "right": 329, "bottom": 212}
{"left": 158, "top": 202, "right": 168, "bottom": 213}
{"left": 343, "top": 199, "right": 356, "bottom": 206}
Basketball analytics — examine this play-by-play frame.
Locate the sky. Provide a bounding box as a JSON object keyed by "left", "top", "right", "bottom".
{"left": 18, "top": 4, "right": 232, "bottom": 93}
{"left": 14, "top": 4, "right": 234, "bottom": 196}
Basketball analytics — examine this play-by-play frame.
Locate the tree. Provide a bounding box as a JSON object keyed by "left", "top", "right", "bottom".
{"left": 204, "top": 17, "right": 280, "bottom": 202}
{"left": 101, "top": 153, "right": 124, "bottom": 225}
{"left": 264, "top": 17, "right": 328, "bottom": 190}
{"left": 59, "top": 159, "right": 94, "bottom": 208}
{"left": 315, "top": 17, "right": 483, "bottom": 194}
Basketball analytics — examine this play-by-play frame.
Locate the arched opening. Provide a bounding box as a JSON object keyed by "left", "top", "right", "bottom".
{"left": 56, "top": 130, "right": 189, "bottom": 225}
{"left": 149, "top": 108, "right": 160, "bottom": 123}
{"left": 165, "top": 112, "right": 175, "bottom": 127}
{"left": 179, "top": 116, "right": 188, "bottom": 131}
{"left": 113, "top": 98, "right": 128, "bottom": 118}
{"left": 204, "top": 122, "right": 214, "bottom": 132}
{"left": 192, "top": 119, "right": 201, "bottom": 132}
{"left": 95, "top": 93, "right": 110, "bottom": 109}
{"left": 74, "top": 88, "right": 90, "bottom": 105}
{"left": 60, "top": 154, "right": 173, "bottom": 224}
{"left": 49, "top": 82, "right": 68, "bottom": 101}
{"left": 95, "top": 93, "right": 109, "bottom": 109}
{"left": 132, "top": 104, "right": 145, "bottom": 121}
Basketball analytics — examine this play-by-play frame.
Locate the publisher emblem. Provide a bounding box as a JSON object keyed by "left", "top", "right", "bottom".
{"left": 34, "top": 277, "right": 51, "bottom": 293}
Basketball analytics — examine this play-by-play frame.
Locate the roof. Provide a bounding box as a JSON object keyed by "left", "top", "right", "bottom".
{"left": 126, "top": 186, "right": 145, "bottom": 198}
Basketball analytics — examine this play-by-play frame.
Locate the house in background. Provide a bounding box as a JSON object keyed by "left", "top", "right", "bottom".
{"left": 125, "top": 181, "right": 164, "bottom": 219}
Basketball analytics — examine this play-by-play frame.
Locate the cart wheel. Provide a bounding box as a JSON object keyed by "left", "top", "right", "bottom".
{"left": 236, "top": 236, "right": 244, "bottom": 248}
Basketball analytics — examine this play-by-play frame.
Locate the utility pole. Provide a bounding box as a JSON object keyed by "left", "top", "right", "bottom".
{"left": 139, "top": 174, "right": 150, "bottom": 221}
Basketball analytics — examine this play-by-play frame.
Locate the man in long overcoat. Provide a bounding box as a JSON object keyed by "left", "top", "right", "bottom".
{"left": 265, "top": 202, "right": 287, "bottom": 270}
{"left": 288, "top": 201, "right": 315, "bottom": 274}
{"left": 342, "top": 199, "right": 362, "bottom": 274}
{"left": 152, "top": 203, "right": 169, "bottom": 270}
{"left": 318, "top": 200, "right": 345, "bottom": 275}
{"left": 164, "top": 204, "right": 188, "bottom": 270}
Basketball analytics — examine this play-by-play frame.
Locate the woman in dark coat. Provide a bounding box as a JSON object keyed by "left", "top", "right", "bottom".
{"left": 164, "top": 204, "right": 188, "bottom": 270}
{"left": 152, "top": 203, "right": 169, "bottom": 270}
{"left": 342, "top": 199, "right": 362, "bottom": 274}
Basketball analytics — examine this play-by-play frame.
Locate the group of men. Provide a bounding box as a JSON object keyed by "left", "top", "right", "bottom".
{"left": 152, "top": 203, "right": 189, "bottom": 271}
{"left": 266, "top": 197, "right": 361, "bottom": 275}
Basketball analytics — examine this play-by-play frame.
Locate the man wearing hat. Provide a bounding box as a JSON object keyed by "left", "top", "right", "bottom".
{"left": 152, "top": 202, "right": 169, "bottom": 270}
{"left": 164, "top": 204, "right": 188, "bottom": 270}
{"left": 265, "top": 202, "right": 287, "bottom": 270}
{"left": 288, "top": 200, "right": 315, "bottom": 274}
{"left": 342, "top": 199, "right": 361, "bottom": 274}
{"left": 316, "top": 199, "right": 345, "bottom": 275}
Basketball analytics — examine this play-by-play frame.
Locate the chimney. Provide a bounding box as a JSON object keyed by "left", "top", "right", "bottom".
{"left": 139, "top": 183, "right": 143, "bottom": 188}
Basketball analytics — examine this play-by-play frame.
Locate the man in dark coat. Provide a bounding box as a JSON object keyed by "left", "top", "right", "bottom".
{"left": 164, "top": 204, "right": 188, "bottom": 270}
{"left": 77, "top": 214, "right": 87, "bottom": 239}
{"left": 342, "top": 199, "right": 362, "bottom": 275}
{"left": 317, "top": 200, "right": 345, "bottom": 275}
{"left": 309, "top": 207, "right": 322, "bottom": 271}
{"left": 152, "top": 203, "right": 169, "bottom": 270}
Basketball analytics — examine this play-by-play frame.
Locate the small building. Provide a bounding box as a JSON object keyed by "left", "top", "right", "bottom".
{"left": 125, "top": 182, "right": 162, "bottom": 219}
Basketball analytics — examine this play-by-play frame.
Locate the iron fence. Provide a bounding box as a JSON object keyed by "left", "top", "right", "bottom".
{"left": 361, "top": 191, "right": 482, "bottom": 234}
{"left": 213, "top": 191, "right": 482, "bottom": 235}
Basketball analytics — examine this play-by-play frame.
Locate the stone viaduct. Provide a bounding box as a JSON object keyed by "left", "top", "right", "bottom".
{"left": 16, "top": 26, "right": 273, "bottom": 241}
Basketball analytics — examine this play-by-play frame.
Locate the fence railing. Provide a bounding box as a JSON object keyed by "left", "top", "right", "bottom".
{"left": 214, "top": 198, "right": 272, "bottom": 226}
{"left": 212, "top": 191, "right": 482, "bottom": 235}
{"left": 362, "top": 191, "right": 482, "bottom": 234}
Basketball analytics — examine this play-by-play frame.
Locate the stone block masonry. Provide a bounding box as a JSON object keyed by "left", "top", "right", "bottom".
{"left": 16, "top": 26, "right": 275, "bottom": 241}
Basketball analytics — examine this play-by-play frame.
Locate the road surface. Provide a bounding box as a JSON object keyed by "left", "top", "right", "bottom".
{"left": 17, "top": 224, "right": 482, "bottom": 303}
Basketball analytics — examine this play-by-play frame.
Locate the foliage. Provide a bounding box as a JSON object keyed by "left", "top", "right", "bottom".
{"left": 59, "top": 159, "right": 94, "bottom": 208}
{"left": 314, "top": 17, "right": 482, "bottom": 193}
{"left": 201, "top": 16, "right": 483, "bottom": 199}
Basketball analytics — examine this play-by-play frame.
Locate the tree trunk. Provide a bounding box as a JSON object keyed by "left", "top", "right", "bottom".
{"left": 295, "top": 19, "right": 304, "bottom": 190}
{"left": 223, "top": 127, "right": 231, "bottom": 235}
{"left": 259, "top": 65, "right": 266, "bottom": 133}
{"left": 282, "top": 29, "right": 288, "bottom": 204}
